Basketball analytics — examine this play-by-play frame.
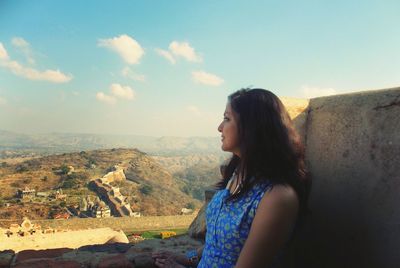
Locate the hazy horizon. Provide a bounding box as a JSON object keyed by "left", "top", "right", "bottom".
{"left": 0, "top": 128, "right": 220, "bottom": 138}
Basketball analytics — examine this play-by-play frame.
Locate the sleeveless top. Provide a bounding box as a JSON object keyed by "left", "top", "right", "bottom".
{"left": 198, "top": 179, "right": 280, "bottom": 268}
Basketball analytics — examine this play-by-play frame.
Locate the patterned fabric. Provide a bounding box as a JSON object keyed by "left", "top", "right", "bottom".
{"left": 198, "top": 179, "right": 274, "bottom": 268}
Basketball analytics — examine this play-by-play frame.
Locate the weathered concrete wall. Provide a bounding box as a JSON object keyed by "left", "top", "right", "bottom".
{"left": 284, "top": 87, "right": 400, "bottom": 268}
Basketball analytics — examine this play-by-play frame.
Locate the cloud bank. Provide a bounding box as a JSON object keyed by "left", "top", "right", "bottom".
{"left": 96, "top": 83, "right": 135, "bottom": 105}
{"left": 192, "top": 70, "right": 224, "bottom": 86}
{"left": 11, "top": 37, "right": 35, "bottom": 64}
{"left": 169, "top": 41, "right": 202, "bottom": 62}
{"left": 0, "top": 43, "right": 9, "bottom": 60}
{"left": 0, "top": 41, "right": 72, "bottom": 83}
{"left": 98, "top": 34, "right": 144, "bottom": 65}
{"left": 155, "top": 48, "right": 176, "bottom": 64}
{"left": 96, "top": 92, "right": 117, "bottom": 105}
{"left": 110, "top": 83, "right": 135, "bottom": 100}
{"left": 121, "top": 67, "right": 146, "bottom": 82}
{"left": 156, "top": 41, "right": 202, "bottom": 64}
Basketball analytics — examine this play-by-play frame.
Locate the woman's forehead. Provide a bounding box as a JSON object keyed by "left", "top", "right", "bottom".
{"left": 225, "top": 103, "right": 233, "bottom": 114}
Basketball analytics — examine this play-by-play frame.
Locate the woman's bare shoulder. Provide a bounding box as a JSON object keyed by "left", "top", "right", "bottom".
{"left": 258, "top": 184, "right": 299, "bottom": 217}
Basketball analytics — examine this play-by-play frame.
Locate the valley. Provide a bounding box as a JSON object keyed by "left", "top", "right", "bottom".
{"left": 0, "top": 143, "right": 226, "bottom": 221}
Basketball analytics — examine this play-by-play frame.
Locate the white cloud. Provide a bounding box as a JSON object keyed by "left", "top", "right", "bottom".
{"left": 96, "top": 92, "right": 116, "bottom": 105}
{"left": 155, "top": 48, "right": 176, "bottom": 64}
{"left": 11, "top": 37, "right": 29, "bottom": 48}
{"left": 96, "top": 83, "right": 136, "bottom": 105}
{"left": 0, "top": 41, "right": 72, "bottom": 83}
{"left": 186, "top": 105, "right": 201, "bottom": 116}
{"left": 11, "top": 37, "right": 35, "bottom": 64}
{"left": 110, "top": 83, "right": 135, "bottom": 100}
{"left": 98, "top": 34, "right": 144, "bottom": 65}
{"left": 192, "top": 70, "right": 224, "bottom": 86}
{"left": 300, "top": 85, "right": 337, "bottom": 98}
{"left": 0, "top": 43, "right": 9, "bottom": 60}
{"left": 0, "top": 60, "right": 72, "bottom": 83}
{"left": 121, "top": 66, "right": 146, "bottom": 82}
{"left": 169, "top": 41, "right": 202, "bottom": 62}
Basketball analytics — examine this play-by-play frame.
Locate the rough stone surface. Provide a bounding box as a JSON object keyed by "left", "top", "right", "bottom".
{"left": 125, "top": 235, "right": 202, "bottom": 268}
{"left": 130, "top": 253, "right": 155, "bottom": 268}
{"left": 97, "top": 254, "right": 134, "bottom": 268}
{"left": 13, "top": 259, "right": 82, "bottom": 268}
{"left": 0, "top": 250, "right": 14, "bottom": 268}
{"left": 187, "top": 204, "right": 207, "bottom": 240}
{"left": 285, "top": 87, "right": 400, "bottom": 268}
{"left": 78, "top": 243, "right": 132, "bottom": 254}
{"left": 15, "top": 248, "right": 72, "bottom": 263}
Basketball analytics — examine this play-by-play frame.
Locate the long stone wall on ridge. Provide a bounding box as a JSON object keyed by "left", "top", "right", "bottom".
{"left": 0, "top": 214, "right": 197, "bottom": 233}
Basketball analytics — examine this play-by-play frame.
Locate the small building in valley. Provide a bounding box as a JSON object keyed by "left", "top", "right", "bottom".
{"left": 16, "top": 187, "right": 36, "bottom": 199}
{"left": 89, "top": 201, "right": 111, "bottom": 218}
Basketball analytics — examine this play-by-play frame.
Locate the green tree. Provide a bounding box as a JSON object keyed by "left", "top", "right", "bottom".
{"left": 140, "top": 184, "right": 153, "bottom": 195}
{"left": 186, "top": 202, "right": 195, "bottom": 210}
{"left": 60, "top": 164, "right": 70, "bottom": 175}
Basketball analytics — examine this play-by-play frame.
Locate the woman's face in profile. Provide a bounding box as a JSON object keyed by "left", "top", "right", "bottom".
{"left": 218, "top": 103, "right": 240, "bottom": 156}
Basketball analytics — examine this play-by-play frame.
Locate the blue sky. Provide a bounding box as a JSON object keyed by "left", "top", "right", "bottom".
{"left": 0, "top": 0, "right": 399, "bottom": 136}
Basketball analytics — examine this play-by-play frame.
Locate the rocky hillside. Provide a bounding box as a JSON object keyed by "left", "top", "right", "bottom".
{"left": 151, "top": 154, "right": 229, "bottom": 201}
{"left": 0, "top": 148, "right": 201, "bottom": 220}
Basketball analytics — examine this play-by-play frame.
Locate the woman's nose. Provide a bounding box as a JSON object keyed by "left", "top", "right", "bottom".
{"left": 218, "top": 122, "right": 223, "bottom": 132}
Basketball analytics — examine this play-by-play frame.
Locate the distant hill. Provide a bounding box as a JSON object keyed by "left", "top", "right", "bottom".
{"left": 0, "top": 130, "right": 221, "bottom": 157}
{"left": 0, "top": 148, "right": 201, "bottom": 220}
{"left": 151, "top": 154, "right": 229, "bottom": 200}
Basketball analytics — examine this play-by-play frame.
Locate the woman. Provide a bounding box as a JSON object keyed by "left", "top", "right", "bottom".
{"left": 153, "top": 88, "right": 310, "bottom": 267}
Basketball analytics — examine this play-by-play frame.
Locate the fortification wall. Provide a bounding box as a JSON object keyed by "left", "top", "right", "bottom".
{"left": 283, "top": 87, "right": 400, "bottom": 268}
{"left": 26, "top": 214, "right": 196, "bottom": 232}
{"left": 88, "top": 180, "right": 123, "bottom": 216}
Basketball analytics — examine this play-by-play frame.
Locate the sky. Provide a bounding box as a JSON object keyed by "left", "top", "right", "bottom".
{"left": 0, "top": 0, "right": 399, "bottom": 137}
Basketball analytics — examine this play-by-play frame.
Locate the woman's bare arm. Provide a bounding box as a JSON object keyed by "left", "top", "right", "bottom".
{"left": 235, "top": 184, "right": 299, "bottom": 268}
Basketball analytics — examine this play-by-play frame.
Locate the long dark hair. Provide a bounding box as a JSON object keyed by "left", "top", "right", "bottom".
{"left": 217, "top": 88, "right": 311, "bottom": 216}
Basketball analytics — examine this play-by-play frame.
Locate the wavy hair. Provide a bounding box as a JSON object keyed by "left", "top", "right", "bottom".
{"left": 218, "top": 88, "right": 311, "bottom": 216}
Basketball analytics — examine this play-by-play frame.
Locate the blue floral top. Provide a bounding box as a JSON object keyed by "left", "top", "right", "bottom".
{"left": 198, "top": 179, "right": 276, "bottom": 268}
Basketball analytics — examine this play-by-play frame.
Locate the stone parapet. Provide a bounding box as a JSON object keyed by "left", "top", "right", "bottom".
{"left": 0, "top": 214, "right": 197, "bottom": 233}
{"left": 0, "top": 235, "right": 203, "bottom": 268}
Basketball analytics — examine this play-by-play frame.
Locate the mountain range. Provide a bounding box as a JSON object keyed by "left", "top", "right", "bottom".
{"left": 0, "top": 129, "right": 223, "bottom": 157}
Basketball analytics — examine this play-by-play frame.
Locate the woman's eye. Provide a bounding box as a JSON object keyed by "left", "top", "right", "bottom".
{"left": 223, "top": 117, "right": 229, "bottom": 121}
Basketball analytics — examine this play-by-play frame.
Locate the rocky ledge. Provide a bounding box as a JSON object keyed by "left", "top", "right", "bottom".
{"left": 0, "top": 234, "right": 204, "bottom": 268}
